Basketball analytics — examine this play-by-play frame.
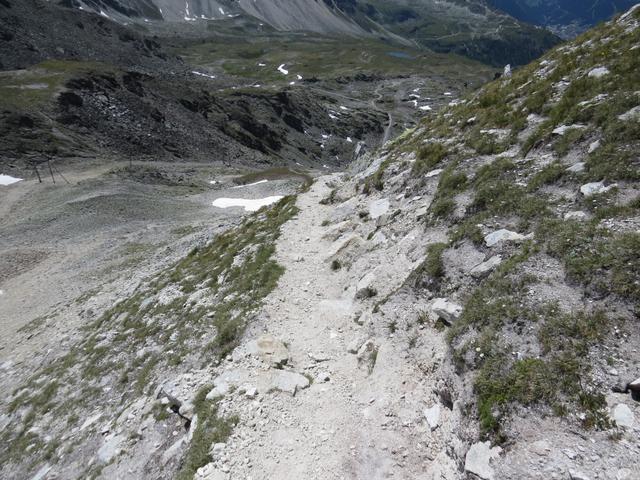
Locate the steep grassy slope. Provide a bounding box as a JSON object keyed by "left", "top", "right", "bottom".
{"left": 365, "top": 4, "right": 640, "bottom": 440}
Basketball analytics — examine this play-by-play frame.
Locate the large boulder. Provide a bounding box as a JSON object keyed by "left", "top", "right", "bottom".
{"left": 355, "top": 272, "right": 377, "bottom": 299}
{"left": 251, "top": 334, "right": 289, "bottom": 367}
{"left": 464, "top": 441, "right": 502, "bottom": 480}
{"left": 431, "top": 298, "right": 463, "bottom": 325}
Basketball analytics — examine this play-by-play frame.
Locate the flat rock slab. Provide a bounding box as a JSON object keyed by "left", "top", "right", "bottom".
{"left": 485, "top": 229, "right": 530, "bottom": 247}
{"left": 470, "top": 255, "right": 502, "bottom": 278}
{"left": 465, "top": 441, "right": 502, "bottom": 480}
{"left": 259, "top": 370, "right": 310, "bottom": 396}
{"left": 97, "top": 434, "right": 125, "bottom": 464}
{"left": 612, "top": 403, "right": 634, "bottom": 428}
{"left": 252, "top": 334, "right": 290, "bottom": 367}
{"left": 368, "top": 198, "right": 390, "bottom": 219}
{"left": 580, "top": 181, "right": 616, "bottom": 197}
{"left": 423, "top": 404, "right": 441, "bottom": 431}
{"left": 431, "top": 298, "right": 463, "bottom": 324}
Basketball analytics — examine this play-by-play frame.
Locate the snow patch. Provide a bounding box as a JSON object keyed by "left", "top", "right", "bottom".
{"left": 212, "top": 196, "right": 283, "bottom": 212}
{"left": 278, "top": 64, "right": 289, "bottom": 75}
{"left": 232, "top": 179, "right": 268, "bottom": 189}
{"left": 192, "top": 71, "right": 216, "bottom": 79}
{"left": 0, "top": 174, "right": 22, "bottom": 186}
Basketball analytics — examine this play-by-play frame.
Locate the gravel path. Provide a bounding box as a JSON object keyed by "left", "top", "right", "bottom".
{"left": 221, "top": 175, "right": 459, "bottom": 480}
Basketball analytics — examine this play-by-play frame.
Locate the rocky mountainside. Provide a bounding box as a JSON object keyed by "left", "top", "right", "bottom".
{"left": 1, "top": 4, "right": 638, "bottom": 480}
{"left": 486, "top": 0, "right": 638, "bottom": 38}
{"left": 65, "top": 0, "right": 561, "bottom": 66}
{"left": 0, "top": 0, "right": 390, "bottom": 172}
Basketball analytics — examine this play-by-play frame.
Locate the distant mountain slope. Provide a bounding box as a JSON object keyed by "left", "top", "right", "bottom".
{"left": 66, "top": 0, "right": 561, "bottom": 66}
{"left": 486, "top": 0, "right": 639, "bottom": 37}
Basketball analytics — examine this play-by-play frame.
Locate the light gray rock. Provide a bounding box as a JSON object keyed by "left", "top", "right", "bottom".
{"left": 206, "top": 370, "right": 246, "bottom": 400}
{"left": 564, "top": 211, "right": 588, "bottom": 221}
{"left": 567, "top": 162, "right": 585, "bottom": 173}
{"left": 329, "top": 198, "right": 357, "bottom": 223}
{"left": 80, "top": 413, "right": 102, "bottom": 431}
{"left": 415, "top": 206, "right": 429, "bottom": 219}
{"left": 355, "top": 272, "right": 377, "bottom": 299}
{"left": 185, "top": 414, "right": 198, "bottom": 443}
{"left": 321, "top": 220, "right": 353, "bottom": 242}
{"left": 552, "top": 124, "right": 585, "bottom": 136}
{"left": 347, "top": 339, "right": 361, "bottom": 354}
{"left": 371, "top": 231, "right": 388, "bottom": 246}
{"left": 569, "top": 469, "right": 590, "bottom": 480}
{"left": 617, "top": 468, "right": 633, "bottom": 480}
{"left": 210, "top": 442, "right": 226, "bottom": 460}
{"left": 206, "top": 383, "right": 229, "bottom": 400}
{"left": 97, "top": 434, "right": 124, "bottom": 464}
{"left": 369, "top": 198, "right": 390, "bottom": 219}
{"left": 470, "top": 255, "right": 502, "bottom": 278}
{"left": 484, "top": 229, "right": 530, "bottom": 247}
{"left": 464, "top": 441, "right": 502, "bottom": 480}
{"left": 530, "top": 440, "right": 551, "bottom": 456}
{"left": 431, "top": 298, "right": 463, "bottom": 324}
{"left": 503, "top": 64, "right": 512, "bottom": 78}
{"left": 253, "top": 334, "right": 289, "bottom": 367}
{"left": 356, "top": 339, "right": 378, "bottom": 373}
{"left": 179, "top": 401, "right": 195, "bottom": 420}
{"left": 326, "top": 233, "right": 365, "bottom": 265}
{"left": 269, "top": 370, "right": 310, "bottom": 395}
{"left": 196, "top": 463, "right": 227, "bottom": 480}
{"left": 30, "top": 464, "right": 51, "bottom": 480}
{"left": 588, "top": 66, "right": 610, "bottom": 78}
{"left": 612, "top": 403, "right": 634, "bottom": 428}
{"left": 588, "top": 140, "right": 601, "bottom": 153}
{"left": 162, "top": 437, "right": 185, "bottom": 465}
{"left": 618, "top": 105, "right": 640, "bottom": 122}
{"left": 580, "top": 181, "right": 616, "bottom": 196}
{"left": 375, "top": 213, "right": 391, "bottom": 227}
{"left": 425, "top": 169, "right": 443, "bottom": 178}
{"left": 423, "top": 404, "right": 441, "bottom": 431}
{"left": 244, "top": 387, "right": 258, "bottom": 399}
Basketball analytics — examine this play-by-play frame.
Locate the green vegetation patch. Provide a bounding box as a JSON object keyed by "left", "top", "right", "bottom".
{"left": 175, "top": 386, "right": 238, "bottom": 480}
{"left": 1, "top": 196, "right": 298, "bottom": 468}
{"left": 449, "top": 245, "right": 612, "bottom": 440}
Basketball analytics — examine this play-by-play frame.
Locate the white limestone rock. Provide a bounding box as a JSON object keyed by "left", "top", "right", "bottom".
{"left": 470, "top": 255, "right": 502, "bottom": 278}
{"left": 588, "top": 66, "right": 610, "bottom": 78}
{"left": 612, "top": 403, "right": 634, "bottom": 428}
{"left": 484, "top": 229, "right": 530, "bottom": 247}
{"left": 431, "top": 298, "right": 463, "bottom": 324}
{"left": 464, "top": 441, "right": 502, "bottom": 480}
{"left": 368, "top": 198, "right": 390, "bottom": 219}
{"left": 423, "top": 404, "right": 441, "bottom": 431}
{"left": 580, "top": 181, "right": 616, "bottom": 196}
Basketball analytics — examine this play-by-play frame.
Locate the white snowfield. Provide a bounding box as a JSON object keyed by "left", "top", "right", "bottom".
{"left": 232, "top": 179, "right": 268, "bottom": 189}
{"left": 212, "top": 196, "right": 283, "bottom": 212}
{"left": 0, "top": 174, "right": 22, "bottom": 186}
{"left": 278, "top": 64, "right": 289, "bottom": 75}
